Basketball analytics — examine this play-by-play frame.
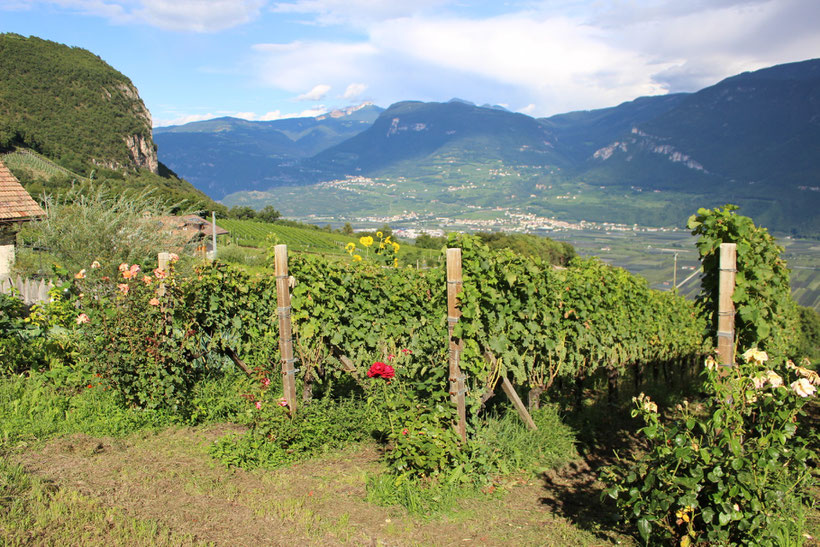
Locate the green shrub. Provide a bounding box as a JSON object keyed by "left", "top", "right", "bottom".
{"left": 601, "top": 349, "right": 817, "bottom": 545}
{"left": 71, "top": 259, "right": 207, "bottom": 415}
{"left": 210, "top": 396, "right": 377, "bottom": 469}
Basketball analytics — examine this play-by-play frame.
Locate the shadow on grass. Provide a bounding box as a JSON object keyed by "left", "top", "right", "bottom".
{"left": 534, "top": 361, "right": 706, "bottom": 542}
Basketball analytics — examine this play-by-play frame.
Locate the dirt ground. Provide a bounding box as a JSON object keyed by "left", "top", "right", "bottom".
{"left": 16, "top": 424, "right": 631, "bottom": 546}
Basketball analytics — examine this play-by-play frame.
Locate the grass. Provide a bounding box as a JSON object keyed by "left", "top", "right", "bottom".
{"left": 0, "top": 457, "right": 205, "bottom": 546}
{"left": 1, "top": 362, "right": 815, "bottom": 546}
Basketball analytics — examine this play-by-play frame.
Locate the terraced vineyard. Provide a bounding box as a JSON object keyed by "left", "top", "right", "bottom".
{"left": 1, "top": 149, "right": 85, "bottom": 181}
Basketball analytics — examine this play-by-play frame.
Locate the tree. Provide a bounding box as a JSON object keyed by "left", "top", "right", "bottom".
{"left": 227, "top": 206, "right": 256, "bottom": 220}
{"left": 342, "top": 222, "right": 354, "bottom": 236}
{"left": 257, "top": 205, "right": 281, "bottom": 223}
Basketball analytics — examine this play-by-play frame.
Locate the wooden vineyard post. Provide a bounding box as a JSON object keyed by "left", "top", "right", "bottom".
{"left": 717, "top": 243, "right": 737, "bottom": 368}
{"left": 446, "top": 248, "right": 467, "bottom": 443}
{"left": 275, "top": 244, "right": 298, "bottom": 413}
{"left": 157, "top": 252, "right": 171, "bottom": 296}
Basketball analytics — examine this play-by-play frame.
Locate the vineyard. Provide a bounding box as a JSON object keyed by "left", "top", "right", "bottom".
{"left": 1, "top": 207, "right": 817, "bottom": 545}
{"left": 1, "top": 148, "right": 85, "bottom": 181}
{"left": 221, "top": 218, "right": 363, "bottom": 255}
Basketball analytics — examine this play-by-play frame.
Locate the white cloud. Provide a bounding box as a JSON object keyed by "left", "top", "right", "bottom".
{"left": 250, "top": 0, "right": 820, "bottom": 116}
{"left": 296, "top": 83, "right": 331, "bottom": 101}
{"left": 134, "top": 0, "right": 266, "bottom": 32}
{"left": 7, "top": 0, "right": 266, "bottom": 32}
{"left": 342, "top": 82, "right": 367, "bottom": 100}
{"left": 252, "top": 41, "right": 378, "bottom": 92}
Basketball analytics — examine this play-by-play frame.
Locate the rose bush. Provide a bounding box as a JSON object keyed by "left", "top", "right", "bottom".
{"left": 601, "top": 349, "right": 817, "bottom": 545}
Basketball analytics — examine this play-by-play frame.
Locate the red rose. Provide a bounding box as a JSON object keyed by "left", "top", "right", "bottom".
{"left": 367, "top": 361, "right": 395, "bottom": 380}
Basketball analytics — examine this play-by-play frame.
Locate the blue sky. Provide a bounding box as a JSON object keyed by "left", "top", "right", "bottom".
{"left": 2, "top": 0, "right": 818, "bottom": 127}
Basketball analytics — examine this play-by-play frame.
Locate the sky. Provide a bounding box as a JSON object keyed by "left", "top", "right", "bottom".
{"left": 2, "top": 0, "right": 819, "bottom": 127}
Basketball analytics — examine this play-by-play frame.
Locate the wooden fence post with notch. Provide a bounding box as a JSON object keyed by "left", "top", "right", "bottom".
{"left": 275, "top": 244, "right": 298, "bottom": 414}
{"left": 446, "top": 248, "right": 467, "bottom": 443}
{"left": 717, "top": 243, "right": 737, "bottom": 368}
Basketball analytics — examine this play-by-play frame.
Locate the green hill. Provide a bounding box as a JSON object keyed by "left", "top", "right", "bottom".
{"left": 0, "top": 33, "right": 222, "bottom": 213}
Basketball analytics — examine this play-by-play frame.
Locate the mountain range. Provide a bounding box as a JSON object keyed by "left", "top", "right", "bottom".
{"left": 156, "top": 59, "right": 820, "bottom": 236}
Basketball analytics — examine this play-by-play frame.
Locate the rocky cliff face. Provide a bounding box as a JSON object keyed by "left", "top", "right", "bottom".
{"left": 123, "top": 134, "right": 159, "bottom": 173}
{"left": 114, "top": 82, "right": 159, "bottom": 173}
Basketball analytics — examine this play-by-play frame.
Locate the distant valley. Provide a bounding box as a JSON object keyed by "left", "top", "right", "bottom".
{"left": 156, "top": 59, "right": 820, "bottom": 237}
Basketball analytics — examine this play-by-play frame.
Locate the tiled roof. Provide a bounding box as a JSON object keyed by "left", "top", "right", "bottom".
{"left": 0, "top": 159, "right": 46, "bottom": 222}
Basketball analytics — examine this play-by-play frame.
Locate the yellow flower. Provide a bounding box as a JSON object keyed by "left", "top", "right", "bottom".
{"left": 392, "top": 242, "right": 400, "bottom": 253}
{"left": 359, "top": 236, "right": 374, "bottom": 247}
{"left": 353, "top": 254, "right": 363, "bottom": 262}
{"left": 393, "top": 258, "right": 398, "bottom": 267}
{"left": 376, "top": 231, "right": 383, "bottom": 238}
{"left": 345, "top": 242, "right": 356, "bottom": 253}
{"left": 385, "top": 236, "right": 391, "bottom": 244}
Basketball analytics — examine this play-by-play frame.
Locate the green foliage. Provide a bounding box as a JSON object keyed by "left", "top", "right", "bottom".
{"left": 448, "top": 233, "right": 704, "bottom": 404}
{"left": 414, "top": 233, "right": 447, "bottom": 249}
{"left": 475, "top": 231, "right": 575, "bottom": 265}
{"left": 796, "top": 306, "right": 820, "bottom": 361}
{"left": 0, "top": 34, "right": 150, "bottom": 173}
{"left": 210, "top": 396, "right": 377, "bottom": 469}
{"left": 0, "top": 291, "right": 76, "bottom": 375}
{"left": 688, "top": 204, "right": 801, "bottom": 360}
{"left": 473, "top": 406, "right": 578, "bottom": 474}
{"left": 602, "top": 350, "right": 818, "bottom": 545}
{"left": 184, "top": 261, "right": 280, "bottom": 370}
{"left": 220, "top": 218, "right": 357, "bottom": 256}
{"left": 0, "top": 368, "right": 176, "bottom": 449}
{"left": 16, "top": 188, "right": 189, "bottom": 275}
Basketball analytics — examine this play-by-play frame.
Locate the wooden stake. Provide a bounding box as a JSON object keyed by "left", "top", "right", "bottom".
{"left": 500, "top": 377, "right": 537, "bottom": 430}
{"left": 157, "top": 252, "right": 171, "bottom": 297}
{"left": 446, "top": 248, "right": 467, "bottom": 443}
{"left": 275, "top": 244, "right": 298, "bottom": 413}
{"left": 157, "top": 252, "right": 171, "bottom": 271}
{"left": 717, "top": 243, "right": 737, "bottom": 368}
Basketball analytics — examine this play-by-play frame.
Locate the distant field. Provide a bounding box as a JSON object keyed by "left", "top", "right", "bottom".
{"left": 547, "top": 229, "right": 820, "bottom": 312}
